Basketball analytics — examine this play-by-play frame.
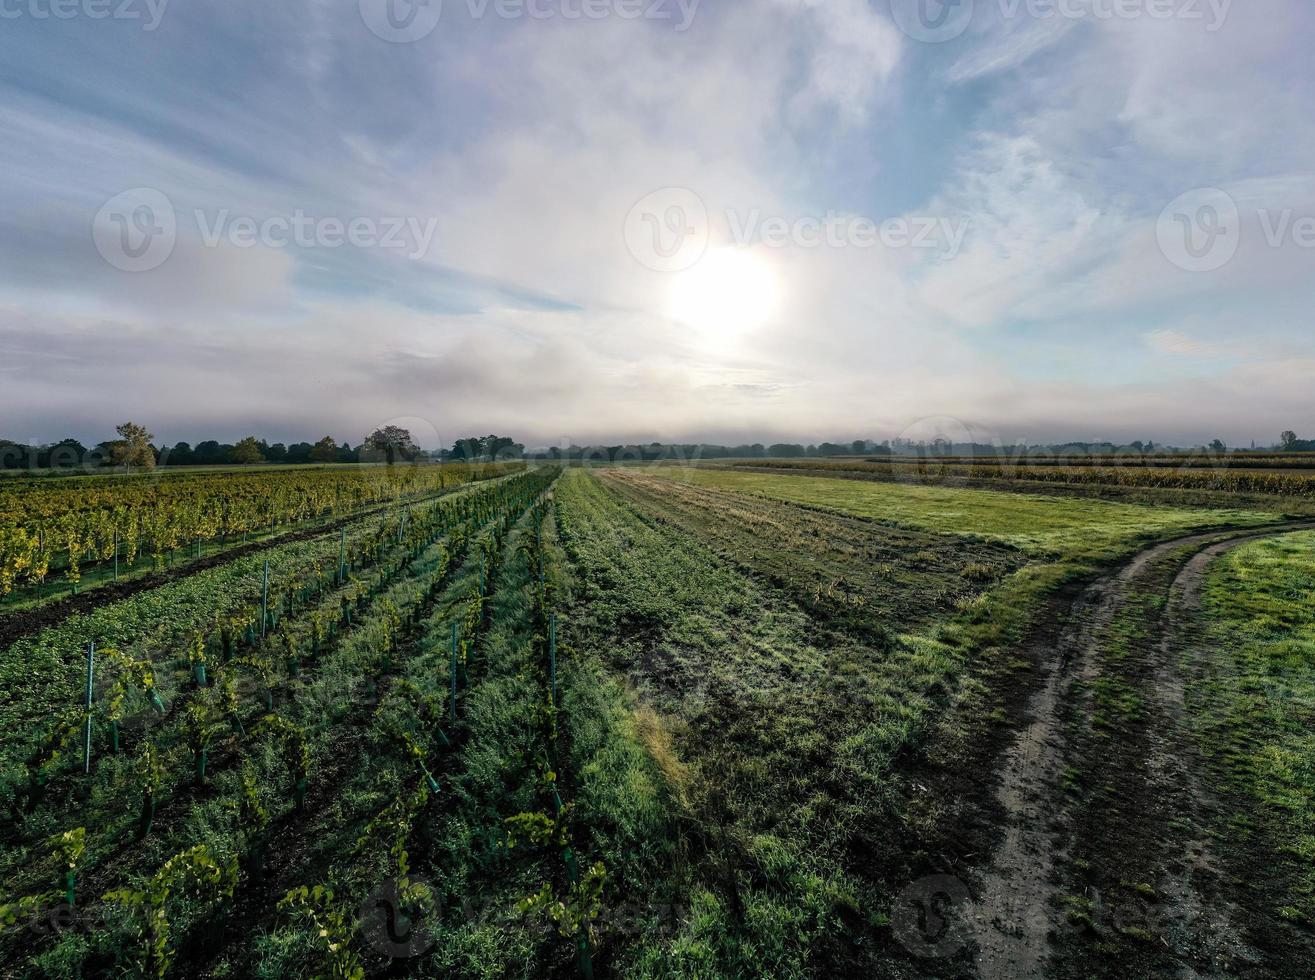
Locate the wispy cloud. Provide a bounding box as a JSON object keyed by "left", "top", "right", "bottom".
{"left": 0, "top": 0, "right": 1311, "bottom": 447}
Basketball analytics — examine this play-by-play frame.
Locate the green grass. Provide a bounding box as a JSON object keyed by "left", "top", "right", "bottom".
{"left": 554, "top": 469, "right": 992, "bottom": 976}
{"left": 1194, "top": 531, "right": 1315, "bottom": 925}
{"left": 651, "top": 465, "right": 1275, "bottom": 559}
{"left": 641, "top": 466, "right": 1277, "bottom": 776}
{"left": 9, "top": 459, "right": 1301, "bottom": 977}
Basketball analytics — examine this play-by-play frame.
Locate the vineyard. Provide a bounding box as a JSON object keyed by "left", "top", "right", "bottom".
{"left": 873, "top": 453, "right": 1315, "bottom": 470}
{"left": 728, "top": 457, "right": 1315, "bottom": 500}
{"left": 0, "top": 463, "right": 1311, "bottom": 977}
{"left": 0, "top": 463, "right": 516, "bottom": 602}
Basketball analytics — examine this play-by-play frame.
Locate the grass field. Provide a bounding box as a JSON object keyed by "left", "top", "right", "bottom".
{"left": 1, "top": 463, "right": 1311, "bottom": 978}
{"left": 1194, "top": 533, "right": 1315, "bottom": 926}
{"left": 649, "top": 465, "right": 1275, "bottom": 557}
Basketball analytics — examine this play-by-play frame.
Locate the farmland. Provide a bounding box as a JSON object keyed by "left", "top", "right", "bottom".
{"left": 726, "top": 457, "right": 1315, "bottom": 508}
{"left": 0, "top": 463, "right": 515, "bottom": 612}
{"left": 0, "top": 461, "right": 1312, "bottom": 978}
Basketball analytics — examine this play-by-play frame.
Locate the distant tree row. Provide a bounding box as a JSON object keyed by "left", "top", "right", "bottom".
{"left": 525, "top": 442, "right": 881, "bottom": 462}
{"left": 0, "top": 425, "right": 530, "bottom": 471}
{"left": 5, "top": 427, "right": 1311, "bottom": 472}
{"left": 1280, "top": 431, "right": 1315, "bottom": 452}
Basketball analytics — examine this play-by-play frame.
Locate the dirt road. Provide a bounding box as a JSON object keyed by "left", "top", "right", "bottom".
{"left": 966, "top": 522, "right": 1315, "bottom": 980}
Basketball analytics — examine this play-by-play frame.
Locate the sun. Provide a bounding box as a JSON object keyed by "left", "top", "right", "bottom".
{"left": 668, "top": 247, "right": 780, "bottom": 344}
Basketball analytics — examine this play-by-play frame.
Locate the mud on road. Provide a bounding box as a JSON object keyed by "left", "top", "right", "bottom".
{"left": 964, "top": 522, "right": 1315, "bottom": 980}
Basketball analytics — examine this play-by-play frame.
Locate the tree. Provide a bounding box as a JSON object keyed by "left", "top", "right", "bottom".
{"left": 164, "top": 442, "right": 194, "bottom": 466}
{"left": 486, "top": 435, "right": 524, "bottom": 460}
{"left": 194, "top": 441, "right": 224, "bottom": 465}
{"left": 363, "top": 426, "right": 419, "bottom": 464}
{"left": 1281, "top": 431, "right": 1299, "bottom": 451}
{"left": 450, "top": 435, "right": 524, "bottom": 461}
{"left": 113, "top": 423, "right": 156, "bottom": 470}
{"left": 47, "top": 439, "right": 87, "bottom": 469}
{"left": 851, "top": 440, "right": 867, "bottom": 455}
{"left": 231, "top": 437, "right": 264, "bottom": 464}
{"left": 266, "top": 443, "right": 288, "bottom": 463}
{"left": 1209, "top": 439, "right": 1227, "bottom": 454}
{"left": 451, "top": 438, "right": 483, "bottom": 462}
{"left": 310, "top": 436, "right": 338, "bottom": 463}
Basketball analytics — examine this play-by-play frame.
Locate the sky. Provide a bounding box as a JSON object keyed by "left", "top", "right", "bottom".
{"left": 0, "top": 0, "right": 1312, "bottom": 450}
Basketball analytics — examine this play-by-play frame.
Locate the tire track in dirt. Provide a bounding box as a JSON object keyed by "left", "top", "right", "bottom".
{"left": 1139, "top": 530, "right": 1298, "bottom": 977}
{"left": 965, "top": 522, "right": 1315, "bottom": 980}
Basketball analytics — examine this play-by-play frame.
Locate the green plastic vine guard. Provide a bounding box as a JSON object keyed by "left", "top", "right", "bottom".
{"left": 82, "top": 641, "right": 95, "bottom": 775}
{"left": 549, "top": 614, "right": 558, "bottom": 713}
{"left": 260, "top": 559, "right": 270, "bottom": 638}
{"left": 450, "top": 621, "right": 459, "bottom": 723}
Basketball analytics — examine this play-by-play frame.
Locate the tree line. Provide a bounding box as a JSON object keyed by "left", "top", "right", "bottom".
{"left": 5, "top": 426, "right": 1310, "bottom": 472}
{"left": 0, "top": 425, "right": 527, "bottom": 472}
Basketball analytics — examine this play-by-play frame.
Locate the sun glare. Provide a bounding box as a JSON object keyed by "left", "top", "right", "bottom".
{"left": 668, "top": 247, "right": 780, "bottom": 344}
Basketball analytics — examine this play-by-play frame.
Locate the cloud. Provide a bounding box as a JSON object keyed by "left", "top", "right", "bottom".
{"left": 0, "top": 0, "right": 1312, "bottom": 447}
{"left": 945, "top": 17, "right": 1075, "bottom": 84}
{"left": 1144, "top": 329, "right": 1230, "bottom": 358}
